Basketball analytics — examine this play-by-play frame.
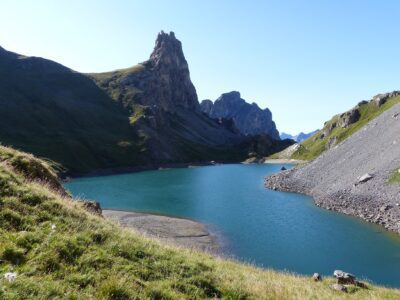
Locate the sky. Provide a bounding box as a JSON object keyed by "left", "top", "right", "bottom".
{"left": 1, "top": 1, "right": 399, "bottom": 134}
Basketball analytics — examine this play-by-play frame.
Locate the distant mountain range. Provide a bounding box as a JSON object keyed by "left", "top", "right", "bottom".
{"left": 0, "top": 31, "right": 292, "bottom": 174}
{"left": 280, "top": 131, "right": 318, "bottom": 142}
{"left": 200, "top": 92, "right": 280, "bottom": 140}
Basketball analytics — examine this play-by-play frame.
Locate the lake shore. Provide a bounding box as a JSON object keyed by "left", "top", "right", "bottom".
{"left": 103, "top": 209, "right": 220, "bottom": 253}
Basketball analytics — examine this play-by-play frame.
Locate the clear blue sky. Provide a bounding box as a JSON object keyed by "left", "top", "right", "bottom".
{"left": 1, "top": 1, "right": 399, "bottom": 134}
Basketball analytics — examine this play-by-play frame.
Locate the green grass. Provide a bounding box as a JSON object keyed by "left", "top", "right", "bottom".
{"left": 1, "top": 147, "right": 400, "bottom": 299}
{"left": 289, "top": 96, "right": 400, "bottom": 161}
{"left": 388, "top": 168, "right": 400, "bottom": 184}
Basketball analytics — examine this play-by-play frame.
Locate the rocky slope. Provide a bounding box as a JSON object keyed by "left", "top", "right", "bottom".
{"left": 277, "top": 92, "right": 400, "bottom": 161}
{"left": 200, "top": 91, "right": 280, "bottom": 139}
{"left": 266, "top": 103, "right": 400, "bottom": 234}
{"left": 0, "top": 32, "right": 290, "bottom": 175}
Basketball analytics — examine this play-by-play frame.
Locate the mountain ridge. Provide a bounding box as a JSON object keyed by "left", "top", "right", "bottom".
{"left": 0, "top": 32, "right": 290, "bottom": 175}
{"left": 200, "top": 91, "right": 280, "bottom": 139}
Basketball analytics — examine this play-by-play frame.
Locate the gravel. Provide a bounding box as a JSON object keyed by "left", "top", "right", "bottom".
{"left": 265, "top": 104, "right": 400, "bottom": 234}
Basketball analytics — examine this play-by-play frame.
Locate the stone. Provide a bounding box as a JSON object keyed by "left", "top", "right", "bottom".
{"left": 80, "top": 200, "right": 102, "bottom": 216}
{"left": 331, "top": 283, "right": 347, "bottom": 292}
{"left": 4, "top": 272, "right": 17, "bottom": 282}
{"left": 358, "top": 173, "right": 373, "bottom": 183}
{"left": 333, "top": 270, "right": 356, "bottom": 284}
{"left": 373, "top": 91, "right": 400, "bottom": 107}
{"left": 312, "top": 273, "right": 322, "bottom": 282}
{"left": 280, "top": 166, "right": 287, "bottom": 171}
{"left": 339, "top": 108, "right": 361, "bottom": 128}
{"left": 380, "top": 205, "right": 390, "bottom": 212}
{"left": 326, "top": 136, "right": 338, "bottom": 149}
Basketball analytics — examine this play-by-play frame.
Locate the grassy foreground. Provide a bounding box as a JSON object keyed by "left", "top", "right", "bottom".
{"left": 0, "top": 146, "right": 399, "bottom": 299}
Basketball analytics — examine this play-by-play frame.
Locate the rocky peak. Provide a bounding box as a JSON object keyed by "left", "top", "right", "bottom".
{"left": 138, "top": 31, "right": 199, "bottom": 112}
{"left": 150, "top": 31, "right": 188, "bottom": 70}
{"left": 201, "top": 91, "right": 280, "bottom": 139}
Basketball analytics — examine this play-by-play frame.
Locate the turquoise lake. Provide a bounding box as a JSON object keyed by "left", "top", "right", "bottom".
{"left": 64, "top": 164, "right": 400, "bottom": 287}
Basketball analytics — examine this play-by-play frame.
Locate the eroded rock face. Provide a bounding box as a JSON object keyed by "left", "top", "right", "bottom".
{"left": 339, "top": 108, "right": 360, "bottom": 128}
{"left": 373, "top": 91, "right": 400, "bottom": 107}
{"left": 200, "top": 91, "right": 280, "bottom": 139}
{"left": 125, "top": 31, "right": 200, "bottom": 112}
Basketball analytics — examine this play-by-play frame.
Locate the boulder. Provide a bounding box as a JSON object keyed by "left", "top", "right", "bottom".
{"left": 331, "top": 283, "right": 347, "bottom": 292}
{"left": 312, "top": 273, "right": 322, "bottom": 282}
{"left": 339, "top": 108, "right": 360, "bottom": 128}
{"left": 373, "top": 91, "right": 400, "bottom": 107}
{"left": 280, "top": 166, "right": 287, "bottom": 171}
{"left": 358, "top": 173, "right": 373, "bottom": 183}
{"left": 80, "top": 200, "right": 102, "bottom": 216}
{"left": 333, "top": 270, "right": 356, "bottom": 284}
{"left": 325, "top": 136, "right": 338, "bottom": 149}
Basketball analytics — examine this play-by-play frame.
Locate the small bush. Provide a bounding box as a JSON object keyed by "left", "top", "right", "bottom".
{"left": 98, "top": 279, "right": 134, "bottom": 300}
{"left": 0, "top": 209, "right": 24, "bottom": 230}
{"left": 1, "top": 245, "right": 25, "bottom": 264}
{"left": 16, "top": 231, "right": 41, "bottom": 250}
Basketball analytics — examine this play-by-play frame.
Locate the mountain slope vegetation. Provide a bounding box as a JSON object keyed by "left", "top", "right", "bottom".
{"left": 1, "top": 146, "right": 399, "bottom": 299}
{"left": 271, "top": 91, "right": 400, "bottom": 161}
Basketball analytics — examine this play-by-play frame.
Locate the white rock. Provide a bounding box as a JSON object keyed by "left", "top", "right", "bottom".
{"left": 358, "top": 173, "right": 373, "bottom": 183}
{"left": 4, "top": 272, "right": 17, "bottom": 282}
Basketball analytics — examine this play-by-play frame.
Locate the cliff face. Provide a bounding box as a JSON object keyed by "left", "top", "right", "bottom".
{"left": 200, "top": 91, "right": 280, "bottom": 140}
{"left": 113, "top": 31, "right": 199, "bottom": 112}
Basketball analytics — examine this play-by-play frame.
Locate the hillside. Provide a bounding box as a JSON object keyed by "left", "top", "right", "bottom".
{"left": 272, "top": 92, "right": 400, "bottom": 161}
{"left": 1, "top": 146, "right": 400, "bottom": 299}
{"left": 266, "top": 103, "right": 400, "bottom": 234}
{"left": 0, "top": 33, "right": 290, "bottom": 175}
{"left": 200, "top": 91, "right": 280, "bottom": 139}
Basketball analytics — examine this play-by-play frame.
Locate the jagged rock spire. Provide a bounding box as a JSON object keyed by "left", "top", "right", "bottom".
{"left": 150, "top": 31, "right": 189, "bottom": 71}
{"left": 142, "top": 31, "right": 199, "bottom": 111}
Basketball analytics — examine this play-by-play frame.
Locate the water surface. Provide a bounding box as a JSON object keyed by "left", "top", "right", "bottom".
{"left": 65, "top": 164, "right": 400, "bottom": 287}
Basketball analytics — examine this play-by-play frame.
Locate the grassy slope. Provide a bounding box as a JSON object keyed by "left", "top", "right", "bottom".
{"left": 0, "top": 147, "right": 399, "bottom": 299}
{"left": 0, "top": 50, "right": 148, "bottom": 175}
{"left": 274, "top": 96, "right": 400, "bottom": 161}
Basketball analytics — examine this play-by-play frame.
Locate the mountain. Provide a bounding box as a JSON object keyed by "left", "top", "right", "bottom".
{"left": 0, "top": 32, "right": 290, "bottom": 174}
{"left": 266, "top": 102, "right": 400, "bottom": 234}
{"left": 280, "top": 130, "right": 318, "bottom": 142}
{"left": 200, "top": 91, "right": 280, "bottom": 139}
{"left": 272, "top": 91, "right": 400, "bottom": 161}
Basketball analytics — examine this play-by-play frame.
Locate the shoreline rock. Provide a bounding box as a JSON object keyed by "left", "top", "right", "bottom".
{"left": 102, "top": 209, "right": 220, "bottom": 253}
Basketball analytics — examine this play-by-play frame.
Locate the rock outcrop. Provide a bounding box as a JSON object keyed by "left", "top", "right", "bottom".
{"left": 265, "top": 104, "right": 400, "bottom": 234}
{"left": 134, "top": 31, "right": 200, "bottom": 112}
{"left": 373, "top": 91, "right": 400, "bottom": 107}
{"left": 200, "top": 91, "right": 280, "bottom": 139}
